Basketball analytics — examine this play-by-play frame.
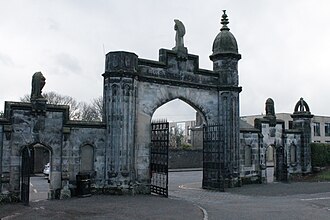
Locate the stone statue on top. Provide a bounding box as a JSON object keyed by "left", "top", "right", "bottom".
{"left": 173, "top": 19, "right": 188, "bottom": 59}
{"left": 30, "top": 72, "right": 46, "bottom": 101}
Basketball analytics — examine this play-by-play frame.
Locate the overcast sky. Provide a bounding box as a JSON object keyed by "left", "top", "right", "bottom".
{"left": 1, "top": 0, "right": 330, "bottom": 121}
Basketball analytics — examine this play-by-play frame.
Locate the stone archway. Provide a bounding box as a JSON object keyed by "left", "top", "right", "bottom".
{"left": 103, "top": 49, "right": 241, "bottom": 192}
{"left": 149, "top": 98, "right": 207, "bottom": 196}
{"left": 20, "top": 143, "right": 52, "bottom": 205}
{"left": 102, "top": 12, "right": 241, "bottom": 193}
{"left": 32, "top": 144, "right": 51, "bottom": 174}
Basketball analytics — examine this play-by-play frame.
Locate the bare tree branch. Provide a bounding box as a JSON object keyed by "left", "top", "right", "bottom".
{"left": 19, "top": 92, "right": 103, "bottom": 121}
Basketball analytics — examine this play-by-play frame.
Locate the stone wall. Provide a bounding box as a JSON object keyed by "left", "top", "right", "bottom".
{"left": 191, "top": 127, "right": 203, "bottom": 149}
{"left": 168, "top": 149, "right": 202, "bottom": 169}
{"left": 61, "top": 122, "right": 106, "bottom": 188}
{"left": 285, "top": 131, "right": 303, "bottom": 174}
{"left": 239, "top": 130, "right": 261, "bottom": 183}
{"left": 0, "top": 101, "right": 107, "bottom": 200}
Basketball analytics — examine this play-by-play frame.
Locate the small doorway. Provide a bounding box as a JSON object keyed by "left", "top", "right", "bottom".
{"left": 21, "top": 144, "right": 51, "bottom": 205}
{"left": 266, "top": 145, "right": 275, "bottom": 183}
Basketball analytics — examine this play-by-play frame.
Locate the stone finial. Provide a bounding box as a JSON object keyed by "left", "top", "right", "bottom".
{"left": 291, "top": 97, "right": 313, "bottom": 119}
{"left": 264, "top": 98, "right": 277, "bottom": 126}
{"left": 30, "top": 72, "right": 46, "bottom": 101}
{"left": 265, "top": 98, "right": 275, "bottom": 117}
{"left": 220, "top": 10, "right": 230, "bottom": 31}
{"left": 294, "top": 97, "right": 311, "bottom": 113}
{"left": 210, "top": 10, "right": 240, "bottom": 60}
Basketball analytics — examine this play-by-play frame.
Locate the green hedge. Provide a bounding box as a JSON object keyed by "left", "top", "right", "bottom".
{"left": 310, "top": 143, "right": 330, "bottom": 167}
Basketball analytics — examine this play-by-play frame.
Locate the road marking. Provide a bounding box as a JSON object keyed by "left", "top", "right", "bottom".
{"left": 30, "top": 183, "right": 33, "bottom": 187}
{"left": 196, "top": 204, "right": 208, "bottom": 220}
{"left": 2, "top": 213, "right": 22, "bottom": 219}
{"left": 179, "top": 182, "right": 202, "bottom": 190}
{"left": 301, "top": 197, "right": 330, "bottom": 201}
{"left": 33, "top": 189, "right": 38, "bottom": 193}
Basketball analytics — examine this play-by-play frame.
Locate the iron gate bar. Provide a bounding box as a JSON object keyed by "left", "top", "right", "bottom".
{"left": 202, "top": 124, "right": 225, "bottom": 191}
{"left": 21, "top": 147, "right": 31, "bottom": 206}
{"left": 150, "top": 121, "right": 169, "bottom": 197}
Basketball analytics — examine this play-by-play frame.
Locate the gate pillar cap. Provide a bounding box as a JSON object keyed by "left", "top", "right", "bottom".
{"left": 210, "top": 10, "right": 241, "bottom": 61}
{"left": 105, "top": 51, "right": 138, "bottom": 73}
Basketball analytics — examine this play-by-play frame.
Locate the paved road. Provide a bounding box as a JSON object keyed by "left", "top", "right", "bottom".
{"left": 169, "top": 171, "right": 330, "bottom": 220}
{"left": 2, "top": 171, "right": 330, "bottom": 219}
{"left": 30, "top": 175, "right": 49, "bottom": 202}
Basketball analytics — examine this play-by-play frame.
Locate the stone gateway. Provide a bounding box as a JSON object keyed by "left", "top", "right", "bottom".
{"left": 0, "top": 11, "right": 312, "bottom": 203}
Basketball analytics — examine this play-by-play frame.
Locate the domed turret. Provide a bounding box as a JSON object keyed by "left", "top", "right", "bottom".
{"left": 210, "top": 10, "right": 240, "bottom": 61}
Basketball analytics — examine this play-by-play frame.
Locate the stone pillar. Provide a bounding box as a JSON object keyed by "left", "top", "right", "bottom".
{"left": 291, "top": 98, "right": 313, "bottom": 173}
{"left": 103, "top": 51, "right": 138, "bottom": 191}
{"left": 210, "top": 47, "right": 241, "bottom": 188}
{"left": 0, "top": 125, "right": 3, "bottom": 194}
{"left": 209, "top": 10, "right": 242, "bottom": 187}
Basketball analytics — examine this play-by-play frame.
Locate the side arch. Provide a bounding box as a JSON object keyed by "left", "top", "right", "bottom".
{"left": 19, "top": 142, "right": 53, "bottom": 204}
{"left": 20, "top": 142, "right": 53, "bottom": 175}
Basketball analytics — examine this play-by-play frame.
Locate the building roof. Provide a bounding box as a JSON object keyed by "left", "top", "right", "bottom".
{"left": 240, "top": 119, "right": 259, "bottom": 132}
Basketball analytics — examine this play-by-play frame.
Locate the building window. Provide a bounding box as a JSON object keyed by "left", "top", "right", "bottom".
{"left": 244, "top": 145, "right": 252, "bottom": 167}
{"left": 290, "top": 144, "right": 297, "bottom": 164}
{"left": 289, "top": 121, "right": 293, "bottom": 129}
{"left": 314, "top": 122, "right": 320, "bottom": 136}
{"left": 325, "top": 123, "right": 330, "bottom": 136}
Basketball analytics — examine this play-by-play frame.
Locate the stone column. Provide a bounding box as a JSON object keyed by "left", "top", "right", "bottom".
{"left": 103, "top": 51, "right": 138, "bottom": 191}
{"left": 211, "top": 54, "right": 241, "bottom": 187}
{"left": 291, "top": 101, "right": 313, "bottom": 174}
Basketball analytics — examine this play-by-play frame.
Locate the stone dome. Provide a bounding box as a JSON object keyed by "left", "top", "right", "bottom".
{"left": 211, "top": 10, "right": 239, "bottom": 57}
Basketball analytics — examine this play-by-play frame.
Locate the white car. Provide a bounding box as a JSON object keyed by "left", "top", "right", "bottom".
{"left": 43, "top": 163, "right": 50, "bottom": 178}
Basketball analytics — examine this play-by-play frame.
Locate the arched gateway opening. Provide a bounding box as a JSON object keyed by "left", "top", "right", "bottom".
{"left": 20, "top": 143, "right": 51, "bottom": 205}
{"left": 150, "top": 99, "right": 205, "bottom": 196}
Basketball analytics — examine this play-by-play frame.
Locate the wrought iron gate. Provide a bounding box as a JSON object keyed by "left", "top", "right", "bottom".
{"left": 21, "top": 147, "right": 31, "bottom": 206}
{"left": 202, "top": 124, "right": 225, "bottom": 191}
{"left": 275, "top": 146, "right": 288, "bottom": 182}
{"left": 150, "top": 121, "right": 169, "bottom": 197}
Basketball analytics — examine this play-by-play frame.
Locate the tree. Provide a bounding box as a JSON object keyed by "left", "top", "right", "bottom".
{"left": 79, "top": 102, "right": 102, "bottom": 122}
{"left": 20, "top": 92, "right": 103, "bottom": 121}
{"left": 169, "top": 126, "right": 184, "bottom": 148}
{"left": 91, "top": 96, "right": 104, "bottom": 121}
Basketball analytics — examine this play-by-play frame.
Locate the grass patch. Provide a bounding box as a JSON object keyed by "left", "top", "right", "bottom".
{"left": 316, "top": 169, "right": 330, "bottom": 181}
{"left": 291, "top": 167, "right": 330, "bottom": 182}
